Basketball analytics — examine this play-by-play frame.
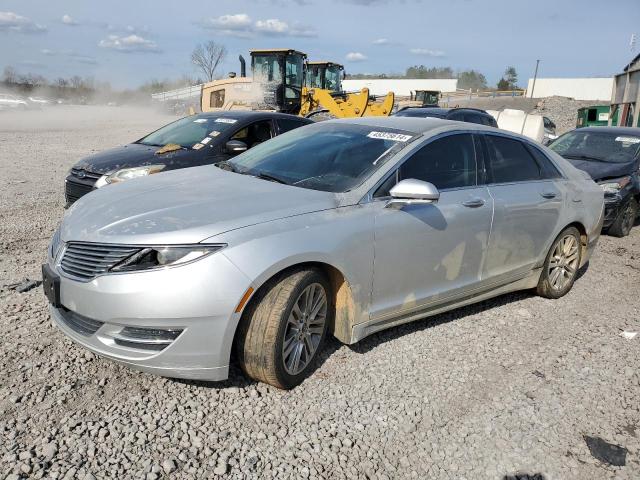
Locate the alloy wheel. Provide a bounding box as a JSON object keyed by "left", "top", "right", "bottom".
{"left": 282, "top": 283, "right": 327, "bottom": 375}
{"left": 548, "top": 234, "right": 580, "bottom": 291}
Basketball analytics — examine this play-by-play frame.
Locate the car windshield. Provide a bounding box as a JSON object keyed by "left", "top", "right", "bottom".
{"left": 137, "top": 115, "right": 238, "bottom": 148}
{"left": 395, "top": 109, "right": 445, "bottom": 118}
{"left": 549, "top": 130, "right": 640, "bottom": 163}
{"left": 227, "top": 122, "right": 417, "bottom": 192}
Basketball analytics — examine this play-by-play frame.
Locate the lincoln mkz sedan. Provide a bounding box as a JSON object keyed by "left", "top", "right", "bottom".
{"left": 44, "top": 117, "right": 604, "bottom": 389}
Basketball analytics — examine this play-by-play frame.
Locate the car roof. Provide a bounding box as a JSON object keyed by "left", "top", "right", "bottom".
{"left": 397, "top": 107, "right": 489, "bottom": 115}
{"left": 196, "top": 111, "right": 310, "bottom": 122}
{"left": 577, "top": 126, "right": 640, "bottom": 135}
{"left": 327, "top": 116, "right": 495, "bottom": 135}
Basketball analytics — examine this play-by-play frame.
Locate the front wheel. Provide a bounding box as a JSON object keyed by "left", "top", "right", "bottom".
{"left": 235, "top": 269, "right": 332, "bottom": 389}
{"left": 536, "top": 226, "right": 582, "bottom": 299}
{"left": 608, "top": 198, "right": 638, "bottom": 238}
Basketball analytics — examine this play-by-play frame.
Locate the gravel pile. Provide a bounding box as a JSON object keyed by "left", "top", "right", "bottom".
{"left": 1, "top": 106, "right": 639, "bottom": 479}
{"left": 531, "top": 96, "right": 607, "bottom": 135}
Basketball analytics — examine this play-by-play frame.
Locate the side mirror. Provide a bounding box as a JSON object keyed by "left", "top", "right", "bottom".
{"left": 225, "top": 140, "right": 248, "bottom": 155}
{"left": 386, "top": 179, "right": 440, "bottom": 209}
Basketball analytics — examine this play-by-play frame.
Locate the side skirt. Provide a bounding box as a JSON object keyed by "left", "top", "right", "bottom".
{"left": 350, "top": 267, "right": 541, "bottom": 343}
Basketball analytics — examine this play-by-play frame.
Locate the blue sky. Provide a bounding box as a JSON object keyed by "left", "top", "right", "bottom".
{"left": 1, "top": 0, "right": 638, "bottom": 88}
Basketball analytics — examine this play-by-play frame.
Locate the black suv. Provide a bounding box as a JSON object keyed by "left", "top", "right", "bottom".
{"left": 65, "top": 111, "right": 312, "bottom": 205}
{"left": 393, "top": 107, "right": 499, "bottom": 127}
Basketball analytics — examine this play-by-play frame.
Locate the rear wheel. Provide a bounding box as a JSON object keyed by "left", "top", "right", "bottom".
{"left": 236, "top": 269, "right": 332, "bottom": 389}
{"left": 536, "top": 227, "right": 582, "bottom": 299}
{"left": 608, "top": 198, "right": 638, "bottom": 238}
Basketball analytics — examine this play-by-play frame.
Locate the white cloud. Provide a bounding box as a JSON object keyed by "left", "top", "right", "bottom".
{"left": 99, "top": 34, "right": 160, "bottom": 53}
{"left": 409, "top": 48, "right": 445, "bottom": 57}
{"left": 372, "top": 38, "right": 389, "bottom": 45}
{"left": 40, "top": 48, "right": 97, "bottom": 64}
{"left": 202, "top": 13, "right": 316, "bottom": 38}
{"left": 346, "top": 52, "right": 367, "bottom": 62}
{"left": 0, "top": 11, "right": 46, "bottom": 33}
{"left": 61, "top": 14, "right": 78, "bottom": 26}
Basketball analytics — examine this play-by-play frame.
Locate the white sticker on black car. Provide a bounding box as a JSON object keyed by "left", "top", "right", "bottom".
{"left": 215, "top": 118, "right": 238, "bottom": 124}
{"left": 615, "top": 136, "right": 640, "bottom": 144}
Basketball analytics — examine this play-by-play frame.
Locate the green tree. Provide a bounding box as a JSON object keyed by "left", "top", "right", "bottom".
{"left": 457, "top": 70, "right": 487, "bottom": 91}
{"left": 498, "top": 66, "right": 518, "bottom": 90}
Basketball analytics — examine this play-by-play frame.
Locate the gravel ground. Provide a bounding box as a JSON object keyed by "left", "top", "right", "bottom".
{"left": 1, "top": 106, "right": 639, "bottom": 480}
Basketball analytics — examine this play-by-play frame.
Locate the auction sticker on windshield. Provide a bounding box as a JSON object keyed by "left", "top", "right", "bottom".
{"left": 367, "top": 131, "right": 413, "bottom": 142}
{"left": 615, "top": 136, "right": 640, "bottom": 144}
{"left": 215, "top": 118, "right": 238, "bottom": 124}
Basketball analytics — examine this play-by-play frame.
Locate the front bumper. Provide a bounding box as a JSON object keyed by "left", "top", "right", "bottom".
{"left": 47, "top": 252, "right": 253, "bottom": 381}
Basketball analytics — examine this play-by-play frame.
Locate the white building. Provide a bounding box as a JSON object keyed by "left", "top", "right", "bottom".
{"left": 343, "top": 79, "right": 459, "bottom": 97}
{"left": 525, "top": 77, "right": 613, "bottom": 101}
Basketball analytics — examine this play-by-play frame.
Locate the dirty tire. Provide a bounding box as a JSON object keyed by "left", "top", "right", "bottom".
{"left": 236, "top": 269, "right": 332, "bottom": 389}
{"left": 607, "top": 198, "right": 637, "bottom": 238}
{"left": 536, "top": 226, "right": 582, "bottom": 299}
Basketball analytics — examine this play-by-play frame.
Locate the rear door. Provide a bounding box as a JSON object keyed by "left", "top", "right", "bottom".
{"left": 481, "top": 134, "right": 564, "bottom": 280}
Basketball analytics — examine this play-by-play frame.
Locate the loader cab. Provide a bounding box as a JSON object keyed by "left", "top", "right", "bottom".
{"left": 251, "top": 49, "right": 307, "bottom": 113}
{"left": 307, "top": 62, "right": 344, "bottom": 93}
{"left": 412, "top": 90, "right": 440, "bottom": 107}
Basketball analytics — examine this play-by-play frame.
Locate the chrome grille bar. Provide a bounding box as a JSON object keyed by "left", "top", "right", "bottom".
{"left": 60, "top": 242, "right": 141, "bottom": 280}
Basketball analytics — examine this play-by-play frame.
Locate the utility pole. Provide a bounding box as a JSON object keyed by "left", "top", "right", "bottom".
{"left": 530, "top": 59, "right": 540, "bottom": 99}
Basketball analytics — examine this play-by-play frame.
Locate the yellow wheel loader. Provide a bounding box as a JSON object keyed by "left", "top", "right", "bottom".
{"left": 200, "top": 49, "right": 394, "bottom": 119}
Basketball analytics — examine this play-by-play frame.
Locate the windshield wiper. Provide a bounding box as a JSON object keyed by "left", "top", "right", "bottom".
{"left": 563, "top": 154, "right": 607, "bottom": 162}
{"left": 253, "top": 172, "right": 289, "bottom": 185}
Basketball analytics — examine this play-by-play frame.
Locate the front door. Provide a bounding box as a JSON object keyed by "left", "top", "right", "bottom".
{"left": 369, "top": 133, "right": 493, "bottom": 322}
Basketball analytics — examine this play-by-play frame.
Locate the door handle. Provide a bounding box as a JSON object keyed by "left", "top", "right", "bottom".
{"left": 540, "top": 192, "right": 557, "bottom": 199}
{"left": 462, "top": 198, "right": 485, "bottom": 208}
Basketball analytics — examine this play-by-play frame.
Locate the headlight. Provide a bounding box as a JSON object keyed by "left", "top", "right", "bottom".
{"left": 599, "top": 176, "right": 631, "bottom": 194}
{"left": 110, "top": 245, "right": 225, "bottom": 272}
{"left": 95, "top": 165, "right": 165, "bottom": 188}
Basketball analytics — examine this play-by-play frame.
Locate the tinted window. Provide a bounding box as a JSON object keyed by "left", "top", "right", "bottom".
{"left": 277, "top": 118, "right": 308, "bottom": 134}
{"left": 394, "top": 109, "right": 446, "bottom": 118}
{"left": 526, "top": 145, "right": 563, "bottom": 179}
{"left": 375, "top": 134, "right": 476, "bottom": 197}
{"left": 228, "top": 123, "right": 416, "bottom": 193}
{"left": 447, "top": 111, "right": 465, "bottom": 121}
{"left": 464, "top": 113, "right": 487, "bottom": 125}
{"left": 486, "top": 135, "right": 542, "bottom": 183}
{"left": 230, "top": 120, "right": 273, "bottom": 148}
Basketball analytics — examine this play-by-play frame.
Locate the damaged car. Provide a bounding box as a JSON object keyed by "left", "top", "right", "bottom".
{"left": 64, "top": 111, "right": 312, "bottom": 205}
{"left": 45, "top": 117, "right": 604, "bottom": 389}
{"left": 549, "top": 127, "right": 640, "bottom": 237}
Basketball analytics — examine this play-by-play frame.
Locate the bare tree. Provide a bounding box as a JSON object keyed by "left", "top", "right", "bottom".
{"left": 191, "top": 41, "right": 227, "bottom": 82}
{"left": 3, "top": 66, "right": 18, "bottom": 84}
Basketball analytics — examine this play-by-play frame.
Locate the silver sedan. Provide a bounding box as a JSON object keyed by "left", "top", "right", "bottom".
{"left": 43, "top": 117, "right": 604, "bottom": 389}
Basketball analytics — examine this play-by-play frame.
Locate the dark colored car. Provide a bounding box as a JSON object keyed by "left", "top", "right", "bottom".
{"left": 549, "top": 127, "right": 640, "bottom": 237}
{"left": 65, "top": 111, "right": 312, "bottom": 205}
{"left": 393, "top": 107, "right": 499, "bottom": 128}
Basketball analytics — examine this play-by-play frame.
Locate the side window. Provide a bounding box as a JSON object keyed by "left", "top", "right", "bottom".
{"left": 210, "top": 89, "right": 225, "bottom": 108}
{"left": 374, "top": 134, "right": 477, "bottom": 199}
{"left": 231, "top": 120, "right": 273, "bottom": 148}
{"left": 526, "top": 145, "right": 563, "bottom": 179}
{"left": 485, "top": 135, "right": 542, "bottom": 183}
{"left": 464, "top": 113, "right": 486, "bottom": 125}
{"left": 277, "top": 118, "right": 308, "bottom": 134}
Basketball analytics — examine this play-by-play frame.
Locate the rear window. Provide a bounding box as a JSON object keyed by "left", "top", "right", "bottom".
{"left": 394, "top": 109, "right": 445, "bottom": 118}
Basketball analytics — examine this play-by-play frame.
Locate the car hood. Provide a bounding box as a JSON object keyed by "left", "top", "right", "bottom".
{"left": 60, "top": 165, "right": 339, "bottom": 245}
{"left": 564, "top": 157, "right": 637, "bottom": 182}
{"left": 74, "top": 143, "right": 197, "bottom": 175}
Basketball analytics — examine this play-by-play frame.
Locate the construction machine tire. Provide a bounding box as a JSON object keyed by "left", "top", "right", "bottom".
{"left": 305, "top": 110, "right": 337, "bottom": 122}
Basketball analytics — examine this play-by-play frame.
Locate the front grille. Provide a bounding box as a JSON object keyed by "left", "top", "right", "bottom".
{"left": 60, "top": 242, "right": 141, "bottom": 280}
{"left": 65, "top": 169, "right": 101, "bottom": 204}
{"left": 57, "top": 307, "right": 104, "bottom": 336}
{"left": 65, "top": 180, "right": 94, "bottom": 204}
{"left": 113, "top": 326, "right": 183, "bottom": 351}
